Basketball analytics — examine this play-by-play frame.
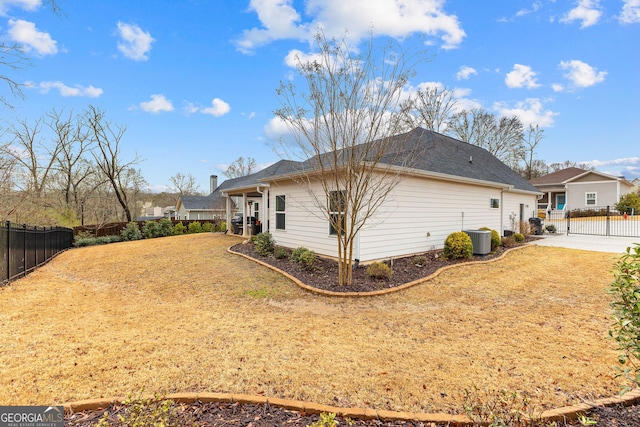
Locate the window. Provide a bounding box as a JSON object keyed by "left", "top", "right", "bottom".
{"left": 490, "top": 198, "right": 500, "bottom": 209}
{"left": 253, "top": 202, "right": 259, "bottom": 220}
{"left": 329, "top": 190, "right": 346, "bottom": 235}
{"left": 586, "top": 192, "right": 597, "bottom": 205}
{"left": 275, "top": 195, "right": 285, "bottom": 230}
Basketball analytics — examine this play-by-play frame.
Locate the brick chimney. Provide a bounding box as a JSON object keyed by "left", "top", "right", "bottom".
{"left": 210, "top": 175, "right": 218, "bottom": 194}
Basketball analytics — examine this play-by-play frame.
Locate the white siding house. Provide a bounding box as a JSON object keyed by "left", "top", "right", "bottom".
{"left": 217, "top": 128, "right": 541, "bottom": 263}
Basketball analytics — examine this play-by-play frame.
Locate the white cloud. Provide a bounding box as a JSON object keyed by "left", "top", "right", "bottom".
{"left": 236, "top": 0, "right": 466, "bottom": 53}
{"left": 456, "top": 65, "right": 477, "bottom": 80}
{"left": 494, "top": 98, "right": 558, "bottom": 127}
{"left": 505, "top": 64, "right": 541, "bottom": 89}
{"left": 619, "top": 0, "right": 640, "bottom": 23}
{"left": 516, "top": 1, "right": 542, "bottom": 17}
{"left": 200, "top": 98, "right": 231, "bottom": 117}
{"left": 30, "top": 81, "right": 103, "bottom": 97}
{"left": 552, "top": 83, "right": 565, "bottom": 92}
{"left": 560, "top": 0, "right": 602, "bottom": 28}
{"left": 116, "top": 22, "right": 154, "bottom": 61}
{"left": 7, "top": 19, "right": 57, "bottom": 56}
{"left": 583, "top": 157, "right": 640, "bottom": 179}
{"left": 559, "top": 59, "right": 606, "bottom": 88}
{"left": 139, "top": 94, "right": 174, "bottom": 113}
{"left": 0, "top": 0, "right": 40, "bottom": 16}
{"left": 284, "top": 49, "right": 325, "bottom": 68}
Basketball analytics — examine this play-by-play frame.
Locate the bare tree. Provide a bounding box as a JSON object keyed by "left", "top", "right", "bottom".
{"left": 521, "top": 124, "right": 545, "bottom": 180}
{"left": 1, "top": 1, "right": 62, "bottom": 109}
{"left": 5, "top": 117, "right": 62, "bottom": 197}
{"left": 402, "top": 85, "right": 457, "bottom": 132}
{"left": 47, "top": 109, "right": 96, "bottom": 214}
{"left": 274, "top": 31, "right": 424, "bottom": 286}
{"left": 224, "top": 157, "right": 256, "bottom": 178}
{"left": 169, "top": 172, "right": 202, "bottom": 200}
{"left": 447, "top": 108, "right": 524, "bottom": 167}
{"left": 549, "top": 160, "right": 596, "bottom": 172}
{"left": 84, "top": 106, "right": 143, "bottom": 222}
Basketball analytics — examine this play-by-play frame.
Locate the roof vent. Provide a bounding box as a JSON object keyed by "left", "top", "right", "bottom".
{"left": 469, "top": 155, "right": 473, "bottom": 163}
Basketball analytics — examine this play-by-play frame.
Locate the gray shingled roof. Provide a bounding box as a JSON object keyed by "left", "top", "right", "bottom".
{"left": 179, "top": 189, "right": 227, "bottom": 210}
{"left": 218, "top": 128, "right": 540, "bottom": 194}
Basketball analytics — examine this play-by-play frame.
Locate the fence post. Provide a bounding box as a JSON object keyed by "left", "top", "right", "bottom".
{"left": 22, "top": 224, "right": 27, "bottom": 278}
{"left": 567, "top": 210, "right": 571, "bottom": 235}
{"left": 606, "top": 206, "right": 611, "bottom": 236}
{"left": 5, "top": 221, "right": 9, "bottom": 283}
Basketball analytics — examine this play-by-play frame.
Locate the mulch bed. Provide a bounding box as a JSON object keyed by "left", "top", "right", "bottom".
{"left": 64, "top": 399, "right": 640, "bottom": 426}
{"left": 229, "top": 239, "right": 534, "bottom": 293}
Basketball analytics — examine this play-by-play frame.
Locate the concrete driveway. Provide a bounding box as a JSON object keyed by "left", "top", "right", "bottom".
{"left": 534, "top": 233, "right": 640, "bottom": 254}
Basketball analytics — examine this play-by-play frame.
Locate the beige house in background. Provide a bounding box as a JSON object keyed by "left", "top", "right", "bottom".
{"left": 530, "top": 167, "right": 633, "bottom": 212}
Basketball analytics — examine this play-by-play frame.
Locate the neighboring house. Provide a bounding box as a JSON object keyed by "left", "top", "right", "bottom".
{"left": 529, "top": 167, "right": 633, "bottom": 212}
{"left": 631, "top": 178, "right": 640, "bottom": 193}
{"left": 175, "top": 175, "right": 230, "bottom": 220}
{"left": 138, "top": 205, "right": 174, "bottom": 221}
{"left": 217, "top": 128, "right": 541, "bottom": 263}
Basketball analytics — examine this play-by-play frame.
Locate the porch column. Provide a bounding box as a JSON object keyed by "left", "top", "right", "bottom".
{"left": 224, "top": 193, "right": 231, "bottom": 233}
{"left": 261, "top": 188, "right": 268, "bottom": 232}
{"left": 547, "top": 192, "right": 552, "bottom": 210}
{"left": 242, "top": 193, "right": 247, "bottom": 237}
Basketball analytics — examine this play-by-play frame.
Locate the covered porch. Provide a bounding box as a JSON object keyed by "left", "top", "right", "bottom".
{"left": 221, "top": 184, "right": 269, "bottom": 238}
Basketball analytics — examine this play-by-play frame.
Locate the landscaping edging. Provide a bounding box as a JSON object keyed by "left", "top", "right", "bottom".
{"left": 62, "top": 389, "right": 640, "bottom": 425}
{"left": 227, "top": 242, "right": 533, "bottom": 297}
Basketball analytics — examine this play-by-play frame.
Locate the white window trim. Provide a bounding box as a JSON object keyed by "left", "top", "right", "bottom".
{"left": 490, "top": 198, "right": 500, "bottom": 209}
{"left": 328, "top": 190, "right": 346, "bottom": 236}
{"left": 585, "top": 192, "right": 597, "bottom": 206}
{"left": 275, "top": 195, "right": 286, "bottom": 230}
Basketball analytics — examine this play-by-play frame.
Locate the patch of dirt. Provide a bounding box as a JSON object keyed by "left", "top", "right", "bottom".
{"left": 230, "top": 239, "right": 537, "bottom": 293}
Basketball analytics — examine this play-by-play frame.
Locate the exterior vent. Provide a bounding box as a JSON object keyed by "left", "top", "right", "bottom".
{"left": 463, "top": 230, "right": 491, "bottom": 255}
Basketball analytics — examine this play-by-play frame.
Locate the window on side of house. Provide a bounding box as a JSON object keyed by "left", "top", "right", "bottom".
{"left": 275, "top": 195, "right": 285, "bottom": 230}
{"left": 586, "top": 192, "right": 597, "bottom": 205}
{"left": 329, "top": 190, "right": 346, "bottom": 236}
{"left": 490, "top": 198, "right": 500, "bottom": 209}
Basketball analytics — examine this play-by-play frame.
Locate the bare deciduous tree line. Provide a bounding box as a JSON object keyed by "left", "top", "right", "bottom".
{"left": 0, "top": 106, "right": 145, "bottom": 227}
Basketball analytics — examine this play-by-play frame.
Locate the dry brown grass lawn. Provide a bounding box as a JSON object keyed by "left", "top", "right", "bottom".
{"left": 0, "top": 233, "right": 624, "bottom": 414}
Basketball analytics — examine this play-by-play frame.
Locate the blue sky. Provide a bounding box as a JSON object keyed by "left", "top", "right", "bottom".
{"left": 1, "top": 0, "right": 638, "bottom": 193}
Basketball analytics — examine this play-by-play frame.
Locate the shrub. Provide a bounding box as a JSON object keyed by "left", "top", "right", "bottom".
{"left": 443, "top": 231, "right": 473, "bottom": 260}
{"left": 202, "top": 222, "right": 214, "bottom": 232}
{"left": 519, "top": 220, "right": 533, "bottom": 235}
{"left": 187, "top": 221, "right": 202, "bottom": 234}
{"left": 173, "top": 222, "right": 186, "bottom": 235}
{"left": 513, "top": 233, "right": 525, "bottom": 243}
{"left": 297, "top": 249, "right": 317, "bottom": 270}
{"left": 158, "top": 218, "right": 174, "bottom": 237}
{"left": 291, "top": 247, "right": 316, "bottom": 270}
{"left": 274, "top": 246, "right": 288, "bottom": 259}
{"left": 616, "top": 192, "right": 640, "bottom": 215}
{"left": 501, "top": 236, "right": 517, "bottom": 248}
{"left": 254, "top": 232, "right": 275, "bottom": 256}
{"left": 480, "top": 227, "right": 501, "bottom": 251}
{"left": 544, "top": 224, "right": 557, "bottom": 233}
{"left": 366, "top": 261, "right": 394, "bottom": 280}
{"left": 121, "top": 222, "right": 142, "bottom": 241}
{"left": 143, "top": 220, "right": 161, "bottom": 238}
{"left": 291, "top": 247, "right": 309, "bottom": 263}
{"left": 609, "top": 244, "right": 640, "bottom": 391}
{"left": 412, "top": 255, "right": 427, "bottom": 266}
{"left": 215, "top": 221, "right": 227, "bottom": 232}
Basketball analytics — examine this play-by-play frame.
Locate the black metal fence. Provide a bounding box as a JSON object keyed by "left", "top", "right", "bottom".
{"left": 1, "top": 221, "right": 74, "bottom": 286}
{"left": 544, "top": 206, "right": 639, "bottom": 237}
